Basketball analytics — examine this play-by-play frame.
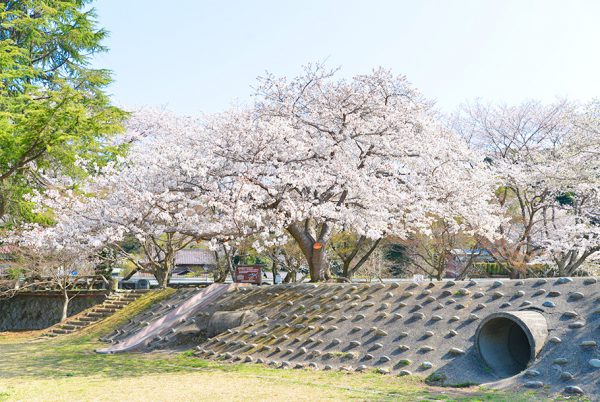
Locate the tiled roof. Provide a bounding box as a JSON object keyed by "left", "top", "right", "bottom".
{"left": 128, "top": 272, "right": 156, "bottom": 280}
{"left": 174, "top": 249, "right": 216, "bottom": 266}
{"left": 140, "top": 249, "right": 217, "bottom": 266}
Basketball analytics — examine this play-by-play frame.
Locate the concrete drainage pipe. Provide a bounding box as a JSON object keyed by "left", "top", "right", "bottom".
{"left": 475, "top": 311, "right": 548, "bottom": 378}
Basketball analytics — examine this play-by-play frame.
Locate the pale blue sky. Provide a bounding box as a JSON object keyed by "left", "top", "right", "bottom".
{"left": 92, "top": 0, "right": 600, "bottom": 115}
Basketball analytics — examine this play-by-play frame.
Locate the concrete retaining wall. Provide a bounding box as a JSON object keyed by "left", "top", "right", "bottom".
{"left": 0, "top": 292, "right": 107, "bottom": 331}
{"left": 101, "top": 278, "right": 600, "bottom": 399}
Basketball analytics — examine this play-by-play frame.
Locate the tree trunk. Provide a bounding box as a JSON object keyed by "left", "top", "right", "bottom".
{"left": 214, "top": 246, "right": 235, "bottom": 283}
{"left": 343, "top": 238, "right": 382, "bottom": 280}
{"left": 555, "top": 248, "right": 598, "bottom": 277}
{"left": 272, "top": 260, "right": 278, "bottom": 285}
{"left": 287, "top": 221, "right": 332, "bottom": 282}
{"left": 215, "top": 269, "right": 230, "bottom": 283}
{"left": 156, "top": 259, "right": 173, "bottom": 289}
{"left": 61, "top": 289, "right": 69, "bottom": 322}
{"left": 156, "top": 269, "right": 168, "bottom": 288}
{"left": 282, "top": 268, "right": 297, "bottom": 283}
{"left": 309, "top": 245, "right": 328, "bottom": 282}
{"left": 342, "top": 261, "right": 352, "bottom": 280}
{"left": 508, "top": 269, "right": 521, "bottom": 279}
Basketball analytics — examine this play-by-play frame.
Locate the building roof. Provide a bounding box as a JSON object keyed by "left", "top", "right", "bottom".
{"left": 139, "top": 248, "right": 217, "bottom": 267}
{"left": 174, "top": 249, "right": 216, "bottom": 266}
{"left": 450, "top": 248, "right": 491, "bottom": 256}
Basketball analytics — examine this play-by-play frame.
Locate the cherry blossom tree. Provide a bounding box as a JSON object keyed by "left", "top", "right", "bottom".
{"left": 453, "top": 100, "right": 600, "bottom": 277}
{"left": 18, "top": 246, "right": 97, "bottom": 322}
{"left": 17, "top": 110, "right": 234, "bottom": 288}
{"left": 11, "top": 68, "right": 515, "bottom": 287}
{"left": 539, "top": 102, "right": 600, "bottom": 275}
{"left": 7, "top": 220, "right": 98, "bottom": 321}
{"left": 204, "top": 65, "right": 499, "bottom": 282}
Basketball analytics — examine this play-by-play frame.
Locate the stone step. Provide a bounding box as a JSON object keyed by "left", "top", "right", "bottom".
{"left": 107, "top": 299, "right": 136, "bottom": 305}
{"left": 104, "top": 301, "right": 128, "bottom": 307}
{"left": 93, "top": 308, "right": 118, "bottom": 314}
{"left": 106, "top": 297, "right": 128, "bottom": 302}
{"left": 108, "top": 293, "right": 136, "bottom": 298}
{"left": 109, "top": 292, "right": 141, "bottom": 298}
{"left": 51, "top": 328, "right": 72, "bottom": 335}
{"left": 67, "top": 320, "right": 89, "bottom": 327}
{"left": 58, "top": 324, "right": 81, "bottom": 331}
{"left": 102, "top": 304, "right": 125, "bottom": 310}
{"left": 79, "top": 315, "right": 100, "bottom": 322}
{"left": 117, "top": 296, "right": 139, "bottom": 301}
{"left": 86, "top": 312, "right": 110, "bottom": 319}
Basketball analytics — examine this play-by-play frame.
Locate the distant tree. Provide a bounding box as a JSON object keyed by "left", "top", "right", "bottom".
{"left": 328, "top": 230, "right": 382, "bottom": 280}
{"left": 8, "top": 243, "right": 96, "bottom": 322}
{"left": 453, "top": 100, "right": 600, "bottom": 277}
{"left": 0, "top": 0, "right": 126, "bottom": 228}
{"left": 401, "top": 220, "right": 481, "bottom": 280}
{"left": 266, "top": 240, "right": 308, "bottom": 283}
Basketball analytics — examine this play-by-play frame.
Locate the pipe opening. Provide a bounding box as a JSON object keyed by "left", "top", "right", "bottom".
{"left": 475, "top": 311, "right": 547, "bottom": 378}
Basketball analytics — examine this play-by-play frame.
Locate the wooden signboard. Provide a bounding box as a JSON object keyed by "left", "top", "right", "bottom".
{"left": 234, "top": 265, "right": 262, "bottom": 285}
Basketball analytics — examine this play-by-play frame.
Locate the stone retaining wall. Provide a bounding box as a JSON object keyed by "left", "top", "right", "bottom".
{"left": 0, "top": 292, "right": 107, "bottom": 331}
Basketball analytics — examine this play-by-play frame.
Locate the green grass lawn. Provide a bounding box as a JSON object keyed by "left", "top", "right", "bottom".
{"left": 0, "top": 292, "right": 565, "bottom": 402}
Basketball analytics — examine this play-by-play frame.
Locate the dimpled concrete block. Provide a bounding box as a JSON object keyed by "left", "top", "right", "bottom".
{"left": 105, "top": 278, "right": 600, "bottom": 398}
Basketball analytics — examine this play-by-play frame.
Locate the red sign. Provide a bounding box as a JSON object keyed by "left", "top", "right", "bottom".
{"left": 234, "top": 265, "right": 262, "bottom": 285}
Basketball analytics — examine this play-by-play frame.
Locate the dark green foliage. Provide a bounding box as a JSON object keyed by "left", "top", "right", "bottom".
{"left": 234, "top": 254, "right": 269, "bottom": 267}
{"left": 474, "top": 262, "right": 510, "bottom": 276}
{"left": 556, "top": 192, "right": 575, "bottom": 206}
{"left": 0, "top": 0, "right": 127, "bottom": 226}
{"left": 119, "top": 236, "right": 142, "bottom": 254}
{"left": 384, "top": 243, "right": 411, "bottom": 277}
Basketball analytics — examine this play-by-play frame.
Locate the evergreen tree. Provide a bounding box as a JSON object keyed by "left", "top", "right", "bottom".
{"left": 0, "top": 0, "right": 126, "bottom": 227}
{"left": 384, "top": 243, "right": 411, "bottom": 277}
